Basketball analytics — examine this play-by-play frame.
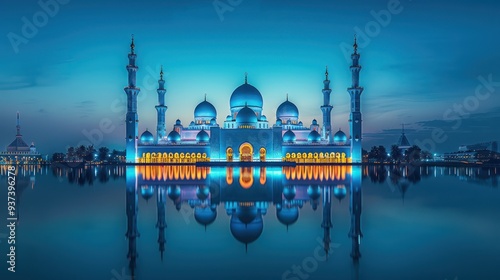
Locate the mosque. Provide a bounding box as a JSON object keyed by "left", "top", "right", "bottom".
{"left": 0, "top": 112, "right": 42, "bottom": 164}
{"left": 124, "top": 36, "right": 364, "bottom": 163}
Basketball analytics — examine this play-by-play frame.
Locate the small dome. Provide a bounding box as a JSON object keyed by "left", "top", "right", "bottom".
{"left": 334, "top": 129, "right": 347, "bottom": 144}
{"left": 276, "top": 207, "right": 299, "bottom": 227}
{"left": 196, "top": 186, "right": 210, "bottom": 200}
{"left": 30, "top": 143, "right": 36, "bottom": 148}
{"left": 236, "top": 106, "right": 258, "bottom": 125}
{"left": 312, "top": 119, "right": 318, "bottom": 125}
{"left": 334, "top": 185, "right": 347, "bottom": 202}
{"left": 276, "top": 119, "right": 283, "bottom": 126}
{"left": 140, "top": 185, "right": 155, "bottom": 201}
{"left": 140, "top": 130, "right": 154, "bottom": 144}
{"left": 230, "top": 83, "right": 263, "bottom": 110}
{"left": 260, "top": 115, "right": 267, "bottom": 121}
{"left": 276, "top": 99, "right": 299, "bottom": 120}
{"left": 308, "top": 130, "right": 321, "bottom": 143}
{"left": 194, "top": 100, "right": 217, "bottom": 119}
{"left": 236, "top": 206, "right": 258, "bottom": 224}
{"left": 307, "top": 185, "right": 321, "bottom": 200}
{"left": 167, "top": 186, "right": 181, "bottom": 201}
{"left": 226, "top": 115, "right": 232, "bottom": 121}
{"left": 283, "top": 129, "right": 296, "bottom": 143}
{"left": 196, "top": 130, "right": 210, "bottom": 143}
{"left": 167, "top": 130, "right": 181, "bottom": 142}
{"left": 194, "top": 207, "right": 217, "bottom": 226}
{"left": 175, "top": 119, "right": 182, "bottom": 125}
{"left": 283, "top": 186, "right": 296, "bottom": 201}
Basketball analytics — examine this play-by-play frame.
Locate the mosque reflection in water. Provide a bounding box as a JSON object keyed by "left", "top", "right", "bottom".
{"left": 124, "top": 164, "right": 363, "bottom": 276}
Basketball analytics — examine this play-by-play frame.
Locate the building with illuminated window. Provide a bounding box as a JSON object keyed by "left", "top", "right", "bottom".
{"left": 124, "top": 36, "right": 365, "bottom": 164}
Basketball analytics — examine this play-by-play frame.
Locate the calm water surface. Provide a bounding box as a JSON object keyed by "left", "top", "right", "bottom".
{"left": 0, "top": 164, "right": 499, "bottom": 280}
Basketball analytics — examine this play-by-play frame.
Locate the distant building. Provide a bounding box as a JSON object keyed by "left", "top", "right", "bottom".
{"left": 0, "top": 112, "right": 42, "bottom": 164}
{"left": 444, "top": 141, "right": 498, "bottom": 163}
{"left": 396, "top": 124, "right": 411, "bottom": 153}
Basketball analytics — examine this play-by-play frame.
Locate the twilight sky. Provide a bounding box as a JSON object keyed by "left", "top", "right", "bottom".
{"left": 1, "top": 0, "right": 499, "bottom": 155}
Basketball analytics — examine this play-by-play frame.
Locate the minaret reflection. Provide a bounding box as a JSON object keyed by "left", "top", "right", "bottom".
{"left": 156, "top": 185, "right": 167, "bottom": 261}
{"left": 125, "top": 166, "right": 139, "bottom": 278}
{"left": 321, "top": 185, "right": 332, "bottom": 256}
{"left": 348, "top": 166, "right": 363, "bottom": 261}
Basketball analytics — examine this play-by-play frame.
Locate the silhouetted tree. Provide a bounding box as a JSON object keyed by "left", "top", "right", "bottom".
{"left": 390, "top": 145, "right": 402, "bottom": 163}
{"left": 51, "top": 153, "right": 65, "bottom": 162}
{"left": 405, "top": 145, "right": 422, "bottom": 163}
{"left": 98, "top": 147, "right": 109, "bottom": 161}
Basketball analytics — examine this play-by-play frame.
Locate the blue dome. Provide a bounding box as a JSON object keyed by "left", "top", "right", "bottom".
{"left": 236, "top": 206, "right": 258, "bottom": 224}
{"left": 334, "top": 129, "right": 347, "bottom": 144}
{"left": 283, "top": 129, "right": 296, "bottom": 143}
{"left": 167, "top": 186, "right": 181, "bottom": 201}
{"left": 230, "top": 83, "right": 263, "bottom": 110}
{"left": 236, "top": 106, "right": 258, "bottom": 125}
{"left": 230, "top": 214, "right": 263, "bottom": 245}
{"left": 283, "top": 186, "right": 296, "bottom": 201}
{"left": 167, "top": 130, "right": 181, "bottom": 142}
{"left": 308, "top": 130, "right": 321, "bottom": 143}
{"left": 276, "top": 119, "right": 283, "bottom": 126}
{"left": 194, "top": 207, "right": 217, "bottom": 226}
{"left": 196, "top": 186, "right": 210, "bottom": 200}
{"left": 334, "top": 185, "right": 347, "bottom": 202}
{"left": 175, "top": 119, "right": 182, "bottom": 125}
{"left": 140, "top": 130, "right": 154, "bottom": 144}
{"left": 312, "top": 119, "right": 318, "bottom": 125}
{"left": 196, "top": 130, "right": 210, "bottom": 143}
{"left": 276, "top": 99, "right": 299, "bottom": 120}
{"left": 307, "top": 185, "right": 321, "bottom": 200}
{"left": 140, "top": 185, "right": 155, "bottom": 200}
{"left": 276, "top": 207, "right": 299, "bottom": 226}
{"left": 194, "top": 100, "right": 217, "bottom": 119}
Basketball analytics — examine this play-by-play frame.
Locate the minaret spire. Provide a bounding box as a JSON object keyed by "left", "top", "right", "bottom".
{"left": 348, "top": 35, "right": 364, "bottom": 163}
{"left": 244, "top": 72, "right": 248, "bottom": 84}
{"left": 124, "top": 36, "right": 140, "bottom": 162}
{"left": 156, "top": 65, "right": 168, "bottom": 143}
{"left": 321, "top": 66, "right": 333, "bottom": 143}
{"left": 16, "top": 111, "right": 21, "bottom": 136}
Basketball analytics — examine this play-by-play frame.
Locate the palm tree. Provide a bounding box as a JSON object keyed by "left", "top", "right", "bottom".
{"left": 390, "top": 145, "right": 402, "bottom": 164}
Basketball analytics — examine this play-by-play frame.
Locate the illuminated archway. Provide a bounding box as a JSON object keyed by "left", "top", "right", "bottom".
{"left": 239, "top": 143, "right": 253, "bottom": 162}
{"left": 259, "top": 147, "right": 266, "bottom": 162}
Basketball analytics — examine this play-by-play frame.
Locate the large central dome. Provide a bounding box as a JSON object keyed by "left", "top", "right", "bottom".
{"left": 230, "top": 82, "right": 263, "bottom": 110}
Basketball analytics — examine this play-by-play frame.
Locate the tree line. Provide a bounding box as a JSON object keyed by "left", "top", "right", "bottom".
{"left": 364, "top": 144, "right": 432, "bottom": 164}
{"left": 51, "top": 145, "right": 125, "bottom": 163}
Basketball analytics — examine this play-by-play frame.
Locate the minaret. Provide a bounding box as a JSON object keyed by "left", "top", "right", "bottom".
{"left": 16, "top": 111, "right": 21, "bottom": 136}
{"left": 156, "top": 185, "right": 167, "bottom": 261}
{"left": 348, "top": 166, "right": 363, "bottom": 261}
{"left": 348, "top": 36, "right": 364, "bottom": 163}
{"left": 124, "top": 35, "right": 140, "bottom": 162}
{"left": 125, "top": 166, "right": 140, "bottom": 277}
{"left": 155, "top": 66, "right": 168, "bottom": 143}
{"left": 321, "top": 185, "right": 333, "bottom": 257}
{"left": 321, "top": 67, "right": 333, "bottom": 143}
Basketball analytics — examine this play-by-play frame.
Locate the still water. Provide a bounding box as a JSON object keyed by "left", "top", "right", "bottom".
{"left": 0, "top": 164, "right": 499, "bottom": 280}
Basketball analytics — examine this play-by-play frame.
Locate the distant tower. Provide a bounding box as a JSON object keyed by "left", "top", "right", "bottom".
{"left": 124, "top": 35, "right": 140, "bottom": 162}
{"left": 348, "top": 36, "right": 364, "bottom": 163}
{"left": 321, "top": 67, "right": 333, "bottom": 143}
{"left": 16, "top": 111, "right": 21, "bottom": 136}
{"left": 155, "top": 66, "right": 168, "bottom": 143}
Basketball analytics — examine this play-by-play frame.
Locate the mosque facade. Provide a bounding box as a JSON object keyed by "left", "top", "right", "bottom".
{"left": 124, "top": 37, "right": 364, "bottom": 163}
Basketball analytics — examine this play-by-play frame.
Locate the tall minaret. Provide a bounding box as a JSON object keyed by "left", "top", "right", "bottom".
{"left": 124, "top": 35, "right": 140, "bottom": 162}
{"left": 348, "top": 166, "right": 363, "bottom": 261}
{"left": 348, "top": 36, "right": 364, "bottom": 163}
{"left": 155, "top": 66, "right": 167, "bottom": 143}
{"left": 321, "top": 67, "right": 333, "bottom": 143}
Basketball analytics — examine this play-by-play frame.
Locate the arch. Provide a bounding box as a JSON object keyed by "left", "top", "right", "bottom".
{"left": 259, "top": 147, "right": 266, "bottom": 162}
{"left": 239, "top": 143, "right": 253, "bottom": 162}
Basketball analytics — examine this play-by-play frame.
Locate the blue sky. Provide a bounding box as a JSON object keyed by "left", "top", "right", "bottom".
{"left": 1, "top": 0, "right": 499, "bottom": 154}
